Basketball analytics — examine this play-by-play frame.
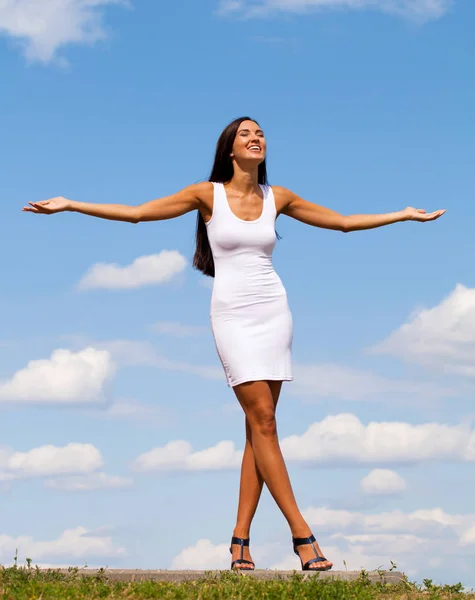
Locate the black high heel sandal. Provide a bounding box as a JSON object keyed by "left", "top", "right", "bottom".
{"left": 293, "top": 534, "right": 332, "bottom": 571}
{"left": 229, "top": 536, "right": 255, "bottom": 570}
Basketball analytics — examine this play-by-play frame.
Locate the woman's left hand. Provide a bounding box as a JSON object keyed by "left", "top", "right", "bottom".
{"left": 402, "top": 207, "right": 446, "bottom": 222}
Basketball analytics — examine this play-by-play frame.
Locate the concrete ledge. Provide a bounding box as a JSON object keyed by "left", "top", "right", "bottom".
{"left": 38, "top": 569, "right": 405, "bottom": 584}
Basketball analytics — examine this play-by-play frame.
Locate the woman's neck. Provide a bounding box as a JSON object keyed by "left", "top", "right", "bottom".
{"left": 228, "top": 163, "right": 259, "bottom": 194}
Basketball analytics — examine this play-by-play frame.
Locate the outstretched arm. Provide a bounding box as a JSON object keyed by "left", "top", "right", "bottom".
{"left": 22, "top": 183, "right": 209, "bottom": 223}
{"left": 275, "top": 187, "right": 445, "bottom": 232}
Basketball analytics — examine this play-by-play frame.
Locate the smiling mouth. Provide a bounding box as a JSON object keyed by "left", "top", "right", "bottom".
{"left": 248, "top": 145, "right": 261, "bottom": 152}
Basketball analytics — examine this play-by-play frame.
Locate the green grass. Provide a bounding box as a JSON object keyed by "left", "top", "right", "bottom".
{"left": 0, "top": 565, "right": 473, "bottom": 600}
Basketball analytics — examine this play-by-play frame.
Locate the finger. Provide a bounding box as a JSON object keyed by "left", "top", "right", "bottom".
{"left": 424, "top": 211, "right": 444, "bottom": 220}
{"left": 29, "top": 204, "right": 51, "bottom": 214}
{"left": 30, "top": 200, "right": 50, "bottom": 206}
{"left": 417, "top": 209, "right": 426, "bottom": 214}
{"left": 26, "top": 204, "right": 49, "bottom": 213}
{"left": 29, "top": 201, "right": 52, "bottom": 210}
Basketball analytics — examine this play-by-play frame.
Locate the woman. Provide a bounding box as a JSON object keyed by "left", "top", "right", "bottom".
{"left": 23, "top": 117, "right": 445, "bottom": 572}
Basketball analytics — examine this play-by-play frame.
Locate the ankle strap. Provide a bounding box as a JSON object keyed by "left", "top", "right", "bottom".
{"left": 231, "top": 536, "right": 250, "bottom": 546}
{"left": 293, "top": 534, "right": 316, "bottom": 547}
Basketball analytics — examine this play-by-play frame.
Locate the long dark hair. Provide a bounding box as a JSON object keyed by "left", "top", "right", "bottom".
{"left": 192, "top": 116, "right": 268, "bottom": 278}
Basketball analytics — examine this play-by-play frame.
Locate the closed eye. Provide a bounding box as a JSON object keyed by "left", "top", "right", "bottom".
{"left": 239, "top": 129, "right": 265, "bottom": 137}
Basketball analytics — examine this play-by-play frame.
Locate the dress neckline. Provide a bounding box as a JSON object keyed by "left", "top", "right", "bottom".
{"left": 222, "top": 183, "right": 266, "bottom": 224}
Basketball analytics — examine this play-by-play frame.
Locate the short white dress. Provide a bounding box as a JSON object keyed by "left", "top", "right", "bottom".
{"left": 206, "top": 182, "right": 293, "bottom": 387}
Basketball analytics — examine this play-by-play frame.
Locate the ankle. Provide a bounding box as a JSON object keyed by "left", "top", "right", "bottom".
{"left": 290, "top": 523, "right": 312, "bottom": 539}
{"left": 233, "top": 526, "right": 251, "bottom": 540}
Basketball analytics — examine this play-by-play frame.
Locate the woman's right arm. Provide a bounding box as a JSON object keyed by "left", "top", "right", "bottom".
{"left": 23, "top": 182, "right": 211, "bottom": 223}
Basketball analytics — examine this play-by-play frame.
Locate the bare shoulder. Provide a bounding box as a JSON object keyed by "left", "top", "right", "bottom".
{"left": 190, "top": 181, "right": 214, "bottom": 202}
{"left": 175, "top": 181, "right": 211, "bottom": 203}
{"left": 175, "top": 181, "right": 213, "bottom": 209}
{"left": 187, "top": 181, "right": 214, "bottom": 220}
{"left": 270, "top": 185, "right": 295, "bottom": 215}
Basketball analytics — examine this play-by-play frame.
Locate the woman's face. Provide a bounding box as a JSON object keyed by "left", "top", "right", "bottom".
{"left": 231, "top": 120, "right": 266, "bottom": 165}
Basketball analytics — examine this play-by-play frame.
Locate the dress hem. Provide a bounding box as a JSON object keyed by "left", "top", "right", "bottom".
{"left": 228, "top": 376, "right": 293, "bottom": 388}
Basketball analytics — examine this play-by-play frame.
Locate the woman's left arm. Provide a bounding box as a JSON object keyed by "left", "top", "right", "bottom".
{"left": 274, "top": 187, "right": 445, "bottom": 232}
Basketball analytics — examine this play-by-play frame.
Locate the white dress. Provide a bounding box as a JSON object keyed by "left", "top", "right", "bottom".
{"left": 206, "top": 182, "right": 293, "bottom": 387}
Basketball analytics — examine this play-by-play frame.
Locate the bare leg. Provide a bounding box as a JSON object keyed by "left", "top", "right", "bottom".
{"left": 230, "top": 382, "right": 282, "bottom": 569}
{"left": 233, "top": 380, "right": 332, "bottom": 570}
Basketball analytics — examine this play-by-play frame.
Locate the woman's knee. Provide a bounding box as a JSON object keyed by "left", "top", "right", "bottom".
{"left": 235, "top": 382, "right": 277, "bottom": 438}
{"left": 247, "top": 403, "right": 277, "bottom": 437}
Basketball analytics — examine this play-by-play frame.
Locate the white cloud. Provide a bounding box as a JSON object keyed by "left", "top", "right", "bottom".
{"left": 460, "top": 525, "right": 475, "bottom": 546}
{"left": 0, "top": 526, "right": 126, "bottom": 564}
{"left": 170, "top": 538, "right": 281, "bottom": 570}
{"left": 0, "top": 443, "right": 103, "bottom": 479}
{"left": 0, "top": 0, "right": 128, "bottom": 64}
{"left": 292, "top": 362, "right": 462, "bottom": 402}
{"left": 0, "top": 348, "right": 115, "bottom": 404}
{"left": 171, "top": 504, "right": 475, "bottom": 579}
{"left": 97, "top": 338, "right": 467, "bottom": 394}
{"left": 135, "top": 413, "right": 475, "bottom": 473}
{"left": 62, "top": 334, "right": 469, "bottom": 400}
{"left": 301, "top": 505, "right": 475, "bottom": 575}
{"left": 45, "top": 472, "right": 132, "bottom": 491}
{"left": 303, "top": 506, "right": 469, "bottom": 535}
{"left": 360, "top": 469, "right": 407, "bottom": 495}
{"left": 98, "top": 340, "right": 160, "bottom": 367}
{"left": 151, "top": 321, "right": 208, "bottom": 337}
{"left": 371, "top": 284, "right": 475, "bottom": 377}
{"left": 77, "top": 251, "right": 187, "bottom": 291}
{"left": 218, "top": 0, "right": 452, "bottom": 22}
{"left": 281, "top": 413, "right": 475, "bottom": 465}
{"left": 171, "top": 539, "right": 230, "bottom": 570}
{"left": 98, "top": 339, "right": 223, "bottom": 381}
{"left": 97, "top": 399, "right": 168, "bottom": 424}
{"left": 171, "top": 537, "right": 329, "bottom": 572}
{"left": 134, "top": 440, "right": 243, "bottom": 472}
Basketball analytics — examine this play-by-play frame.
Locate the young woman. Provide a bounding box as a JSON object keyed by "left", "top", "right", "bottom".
{"left": 23, "top": 117, "right": 445, "bottom": 572}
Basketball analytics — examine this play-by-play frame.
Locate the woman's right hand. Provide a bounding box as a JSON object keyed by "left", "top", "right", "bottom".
{"left": 22, "top": 196, "right": 71, "bottom": 214}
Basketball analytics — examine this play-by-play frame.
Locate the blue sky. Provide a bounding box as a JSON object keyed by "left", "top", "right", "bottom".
{"left": 1, "top": 0, "right": 474, "bottom": 588}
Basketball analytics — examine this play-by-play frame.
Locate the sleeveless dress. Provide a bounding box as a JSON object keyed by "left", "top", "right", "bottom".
{"left": 206, "top": 182, "right": 293, "bottom": 387}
